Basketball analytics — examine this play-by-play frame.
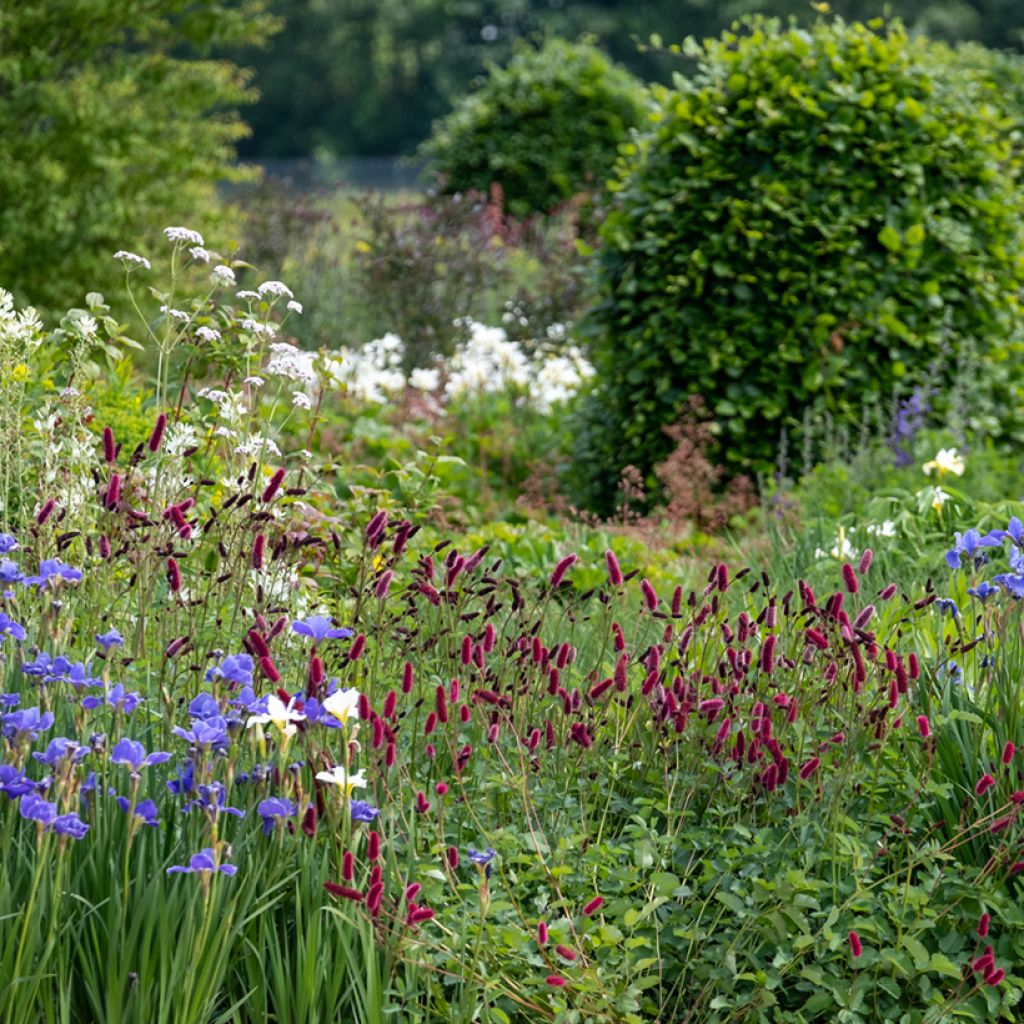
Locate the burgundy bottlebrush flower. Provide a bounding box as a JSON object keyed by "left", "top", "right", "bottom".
{"left": 537, "top": 921, "right": 549, "bottom": 946}
{"left": 841, "top": 564, "right": 859, "bottom": 594}
{"left": 371, "top": 716, "right": 384, "bottom": 749}
{"left": 972, "top": 949, "right": 995, "bottom": 973}
{"left": 716, "top": 563, "right": 729, "bottom": 593}
{"left": 858, "top": 548, "right": 873, "bottom": 574}
{"left": 252, "top": 533, "right": 266, "bottom": 570}
{"left": 459, "top": 704, "right": 470, "bottom": 724}
{"left": 582, "top": 896, "right": 604, "bottom": 916}
{"left": 407, "top": 906, "right": 435, "bottom": 926}
{"left": 848, "top": 931, "right": 862, "bottom": 958}
{"left": 104, "top": 474, "right": 122, "bottom": 510}
{"left": 879, "top": 583, "right": 898, "bottom": 601}
{"left": 978, "top": 913, "right": 991, "bottom": 938}
{"left": 261, "top": 468, "right": 285, "bottom": 503}
{"left": 605, "top": 550, "right": 623, "bottom": 587}
{"left": 259, "top": 656, "right": 281, "bottom": 683}
{"left": 148, "top": 412, "right": 167, "bottom": 452}
{"left": 342, "top": 851, "right": 355, "bottom": 881}
{"left": 415, "top": 791, "right": 431, "bottom": 814}
{"left": 349, "top": 634, "right": 367, "bottom": 661}
{"left": 546, "top": 976, "right": 567, "bottom": 987}
{"left": 324, "top": 882, "right": 364, "bottom": 902}
{"left": 916, "top": 716, "right": 931, "bottom": 738}
{"left": 908, "top": 653, "right": 920, "bottom": 679}
{"left": 165, "top": 635, "right": 189, "bottom": 658}
{"left": 446, "top": 846, "right": 459, "bottom": 869}
{"left": 301, "top": 805, "right": 317, "bottom": 837}
{"left": 383, "top": 690, "right": 397, "bottom": 718}
{"left": 36, "top": 498, "right": 57, "bottom": 524}
{"left": 976, "top": 774, "right": 996, "bottom": 796}
{"left": 365, "top": 882, "right": 384, "bottom": 917}
{"left": 550, "top": 553, "right": 578, "bottom": 588}
{"left": 985, "top": 968, "right": 1006, "bottom": 986}
{"left": 990, "top": 816, "right": 1014, "bottom": 833}
{"left": 98, "top": 534, "right": 111, "bottom": 559}
{"left": 1003, "top": 741, "right": 1016, "bottom": 765}
{"left": 590, "top": 678, "right": 614, "bottom": 701}
{"left": 102, "top": 426, "right": 116, "bottom": 463}
{"left": 166, "top": 557, "right": 181, "bottom": 592}
{"left": 614, "top": 654, "right": 629, "bottom": 691}
{"left": 366, "top": 508, "right": 387, "bottom": 539}
{"left": 853, "top": 605, "right": 875, "bottom": 629}
{"left": 699, "top": 698, "right": 725, "bottom": 716}
{"left": 367, "top": 831, "right": 381, "bottom": 861}
{"left": 246, "top": 629, "right": 270, "bottom": 658}
{"left": 385, "top": 743, "right": 396, "bottom": 768}
{"left": 487, "top": 723, "right": 500, "bottom": 744}
{"left": 424, "top": 713, "right": 437, "bottom": 736}
{"left": 641, "top": 579, "right": 658, "bottom": 611}
{"left": 760, "top": 635, "right": 776, "bottom": 675}
{"left": 672, "top": 586, "right": 684, "bottom": 615}
{"left": 806, "top": 628, "right": 829, "bottom": 650}
{"left": 435, "top": 782, "right": 448, "bottom": 797}
{"left": 799, "top": 757, "right": 820, "bottom": 780}
{"left": 308, "top": 654, "right": 324, "bottom": 688}
{"left": 555, "top": 944, "right": 578, "bottom": 961}
{"left": 402, "top": 662, "right": 414, "bottom": 693}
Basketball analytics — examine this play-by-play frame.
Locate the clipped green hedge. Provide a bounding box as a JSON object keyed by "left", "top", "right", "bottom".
{"left": 422, "top": 37, "right": 648, "bottom": 217}
{"left": 572, "top": 18, "right": 1024, "bottom": 513}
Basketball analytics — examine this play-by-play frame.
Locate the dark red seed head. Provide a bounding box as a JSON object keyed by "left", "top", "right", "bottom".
{"left": 148, "top": 412, "right": 167, "bottom": 453}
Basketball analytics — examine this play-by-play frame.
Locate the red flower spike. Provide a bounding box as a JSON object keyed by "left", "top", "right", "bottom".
{"left": 261, "top": 468, "right": 285, "bottom": 503}
{"left": 976, "top": 774, "right": 996, "bottom": 796}
{"left": 537, "top": 921, "right": 548, "bottom": 946}
{"left": 841, "top": 564, "right": 859, "bottom": 594}
{"left": 555, "top": 944, "right": 578, "bottom": 961}
{"left": 549, "top": 553, "right": 577, "bottom": 588}
{"left": 848, "top": 931, "right": 862, "bottom": 958}
{"left": 1003, "top": 741, "right": 1016, "bottom": 765}
{"left": 324, "top": 882, "right": 364, "bottom": 902}
{"left": 978, "top": 913, "right": 991, "bottom": 938}
{"left": 546, "top": 976, "right": 567, "bottom": 987}
{"left": 916, "top": 716, "right": 931, "bottom": 739}
{"left": 605, "top": 550, "right": 623, "bottom": 587}
{"left": 102, "top": 426, "right": 116, "bottom": 464}
{"left": 582, "top": 896, "right": 604, "bottom": 916}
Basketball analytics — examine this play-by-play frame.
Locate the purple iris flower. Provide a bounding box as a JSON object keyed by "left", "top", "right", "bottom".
{"left": 166, "top": 848, "right": 237, "bottom": 876}
{"left": 116, "top": 796, "right": 161, "bottom": 827}
{"left": 0, "top": 765, "right": 35, "bottom": 798}
{"left": 0, "top": 693, "right": 20, "bottom": 708}
{"left": 110, "top": 738, "right": 171, "bottom": 775}
{"left": 468, "top": 847, "right": 497, "bottom": 878}
{"left": 205, "top": 654, "right": 253, "bottom": 687}
{"left": 166, "top": 761, "right": 195, "bottom": 796}
{"left": 291, "top": 616, "right": 353, "bottom": 643}
{"left": 230, "top": 686, "right": 267, "bottom": 716}
{"left": 54, "top": 812, "right": 90, "bottom": 839}
{"left": 182, "top": 782, "right": 244, "bottom": 819}
{"left": 22, "top": 559, "right": 83, "bottom": 587}
{"left": 0, "top": 533, "right": 19, "bottom": 554}
{"left": 968, "top": 581, "right": 999, "bottom": 602}
{"left": 0, "top": 560, "right": 23, "bottom": 584}
{"left": 172, "top": 717, "right": 230, "bottom": 751}
{"left": 3, "top": 706, "right": 55, "bottom": 741}
{"left": 20, "top": 791, "right": 56, "bottom": 826}
{"left": 32, "top": 737, "right": 89, "bottom": 767}
{"left": 945, "top": 529, "right": 1001, "bottom": 570}
{"left": 95, "top": 628, "right": 125, "bottom": 650}
{"left": 994, "top": 573, "right": 1024, "bottom": 599}
{"left": 0, "top": 613, "right": 26, "bottom": 642}
{"left": 257, "top": 796, "right": 297, "bottom": 834}
{"left": 350, "top": 799, "right": 380, "bottom": 823}
{"left": 935, "top": 598, "right": 960, "bottom": 618}
{"left": 82, "top": 684, "right": 143, "bottom": 714}
{"left": 188, "top": 693, "right": 221, "bottom": 720}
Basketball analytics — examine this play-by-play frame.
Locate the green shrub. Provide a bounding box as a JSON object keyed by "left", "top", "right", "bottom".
{"left": 572, "top": 17, "right": 1024, "bottom": 514}
{"left": 422, "top": 37, "right": 648, "bottom": 218}
{"left": 0, "top": 0, "right": 279, "bottom": 311}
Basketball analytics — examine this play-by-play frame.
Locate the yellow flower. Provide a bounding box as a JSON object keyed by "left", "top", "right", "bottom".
{"left": 922, "top": 448, "right": 965, "bottom": 478}
{"left": 354, "top": 240, "right": 372, "bottom": 254}
{"left": 11, "top": 363, "right": 30, "bottom": 383}
{"left": 932, "top": 487, "right": 951, "bottom": 513}
{"left": 315, "top": 765, "right": 367, "bottom": 794}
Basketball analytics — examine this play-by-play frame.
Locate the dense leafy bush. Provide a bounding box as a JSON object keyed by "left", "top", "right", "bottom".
{"left": 0, "top": 0, "right": 278, "bottom": 311}
{"left": 422, "top": 37, "right": 648, "bottom": 217}
{"left": 573, "top": 17, "right": 1024, "bottom": 514}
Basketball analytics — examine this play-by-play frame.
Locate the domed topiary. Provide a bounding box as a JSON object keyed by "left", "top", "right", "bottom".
{"left": 572, "top": 18, "right": 1024, "bottom": 514}
{"left": 422, "top": 37, "right": 648, "bottom": 218}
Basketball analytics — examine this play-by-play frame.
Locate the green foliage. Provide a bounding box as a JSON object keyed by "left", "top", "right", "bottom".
{"left": 0, "top": 0, "right": 279, "bottom": 311}
{"left": 423, "top": 37, "right": 648, "bottom": 217}
{"left": 573, "top": 17, "right": 1024, "bottom": 514}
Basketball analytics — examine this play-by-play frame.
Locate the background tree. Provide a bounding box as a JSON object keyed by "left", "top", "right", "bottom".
{"left": 0, "top": 1, "right": 279, "bottom": 310}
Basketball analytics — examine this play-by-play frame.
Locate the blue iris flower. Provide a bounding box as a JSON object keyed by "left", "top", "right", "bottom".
{"left": 166, "top": 848, "right": 237, "bottom": 876}
{"left": 0, "top": 613, "right": 26, "bottom": 642}
{"left": 468, "top": 847, "right": 497, "bottom": 878}
{"left": 205, "top": 654, "right": 253, "bottom": 687}
{"left": 32, "top": 737, "right": 89, "bottom": 767}
{"left": 0, "top": 765, "right": 35, "bottom": 799}
{"left": 166, "top": 761, "right": 196, "bottom": 796}
{"left": 291, "top": 615, "right": 354, "bottom": 643}
{"left": 946, "top": 529, "right": 1002, "bottom": 570}
{"left": 257, "top": 796, "right": 298, "bottom": 834}
{"left": 110, "top": 738, "right": 171, "bottom": 775}
{"left": 22, "top": 559, "right": 83, "bottom": 588}
{"left": 967, "top": 581, "right": 999, "bottom": 602}
{"left": 994, "top": 573, "right": 1024, "bottom": 599}
{"left": 350, "top": 799, "right": 380, "bottom": 823}
{"left": 0, "top": 533, "right": 19, "bottom": 554}
{"left": 0, "top": 560, "right": 23, "bottom": 584}
{"left": 82, "top": 684, "right": 143, "bottom": 714}
{"left": 188, "top": 693, "right": 221, "bottom": 720}
{"left": 182, "top": 782, "right": 244, "bottom": 819}
{"left": 2, "top": 707, "right": 55, "bottom": 741}
{"left": 935, "top": 597, "right": 960, "bottom": 618}
{"left": 95, "top": 628, "right": 125, "bottom": 650}
{"left": 116, "top": 796, "right": 161, "bottom": 827}
{"left": 172, "top": 717, "right": 230, "bottom": 751}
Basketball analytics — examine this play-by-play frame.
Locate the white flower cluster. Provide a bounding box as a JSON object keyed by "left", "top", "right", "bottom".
{"left": 164, "top": 226, "right": 204, "bottom": 246}
{"left": 0, "top": 289, "right": 44, "bottom": 349}
{"left": 315, "top": 321, "right": 594, "bottom": 413}
{"left": 265, "top": 342, "right": 317, "bottom": 386}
